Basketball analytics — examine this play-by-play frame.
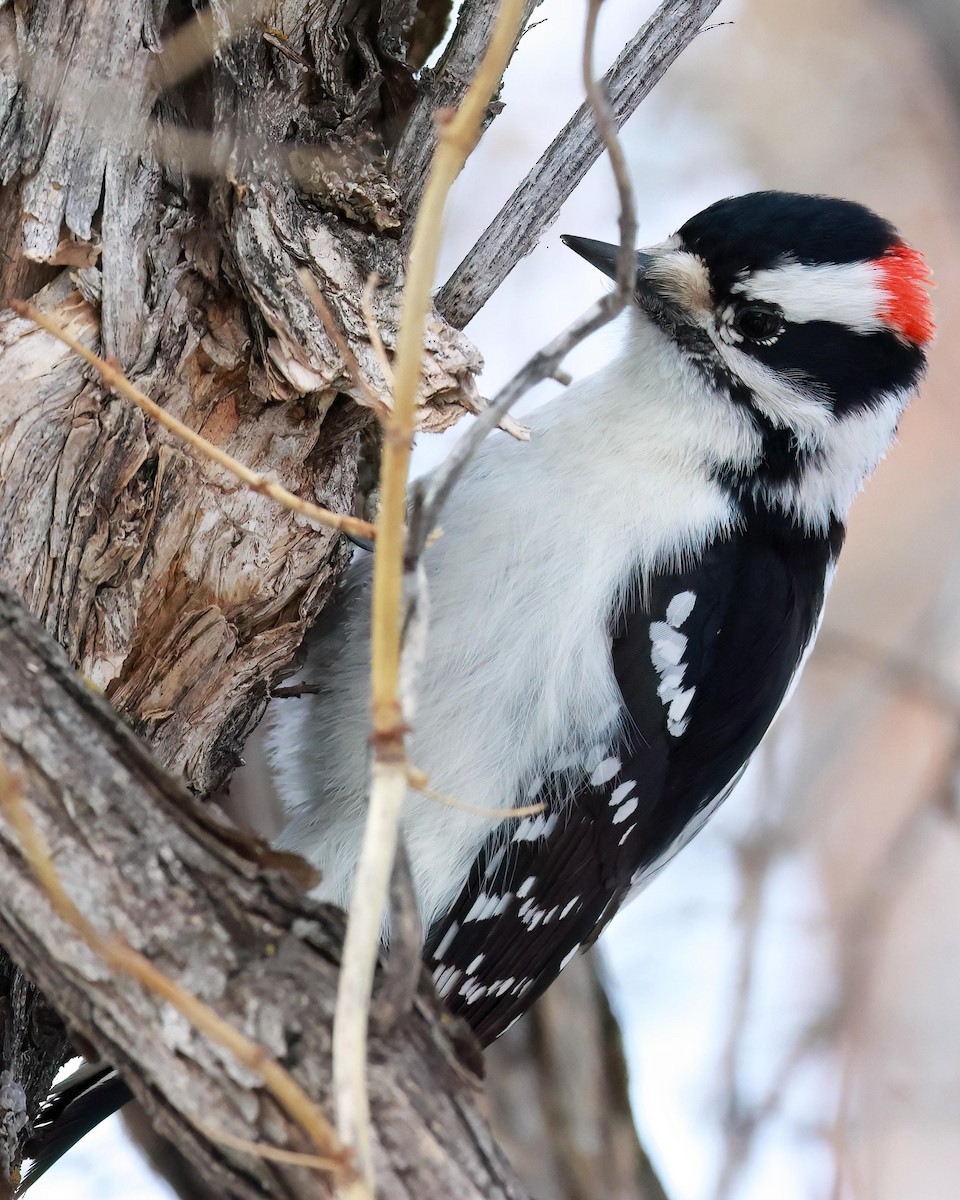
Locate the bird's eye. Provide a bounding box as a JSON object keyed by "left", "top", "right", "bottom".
{"left": 732, "top": 305, "right": 783, "bottom": 342}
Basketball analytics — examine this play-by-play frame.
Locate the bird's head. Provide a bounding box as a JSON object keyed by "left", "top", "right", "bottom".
{"left": 563, "top": 191, "right": 934, "bottom": 527}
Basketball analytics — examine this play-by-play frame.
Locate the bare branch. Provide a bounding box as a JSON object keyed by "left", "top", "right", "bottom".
{"left": 391, "top": 0, "right": 545, "bottom": 217}
{"left": 0, "top": 587, "right": 528, "bottom": 1200}
{"left": 436, "top": 0, "right": 724, "bottom": 329}
{"left": 0, "top": 761, "right": 351, "bottom": 1178}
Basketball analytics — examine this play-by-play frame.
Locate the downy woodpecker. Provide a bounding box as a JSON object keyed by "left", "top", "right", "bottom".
{"left": 23, "top": 191, "right": 933, "bottom": 1185}
{"left": 272, "top": 190, "right": 934, "bottom": 1043}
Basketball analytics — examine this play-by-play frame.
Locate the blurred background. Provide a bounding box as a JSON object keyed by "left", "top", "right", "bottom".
{"left": 32, "top": 1, "right": 960, "bottom": 1197}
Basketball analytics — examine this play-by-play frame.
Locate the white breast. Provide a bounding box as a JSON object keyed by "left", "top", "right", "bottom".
{"left": 269, "top": 313, "right": 743, "bottom": 927}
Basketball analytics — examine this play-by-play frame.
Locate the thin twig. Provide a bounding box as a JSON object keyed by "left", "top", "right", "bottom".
{"left": 408, "top": 771, "right": 547, "bottom": 820}
{"left": 360, "top": 274, "right": 394, "bottom": 390}
{"left": 410, "top": 303, "right": 606, "bottom": 557}
{"left": 9, "top": 301, "right": 375, "bottom": 542}
{"left": 298, "top": 269, "right": 390, "bottom": 419}
{"left": 583, "top": 0, "right": 637, "bottom": 299}
{"left": 436, "top": 0, "right": 723, "bottom": 329}
{"left": 191, "top": 1115, "right": 344, "bottom": 1171}
{"left": 331, "top": 2, "right": 529, "bottom": 1194}
{"left": 391, "top": 0, "right": 544, "bottom": 217}
{"left": 0, "top": 761, "right": 351, "bottom": 1176}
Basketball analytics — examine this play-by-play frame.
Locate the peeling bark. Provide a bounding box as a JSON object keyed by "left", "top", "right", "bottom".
{"left": 0, "top": 587, "right": 527, "bottom": 1200}
{"left": 0, "top": 0, "right": 480, "bottom": 798}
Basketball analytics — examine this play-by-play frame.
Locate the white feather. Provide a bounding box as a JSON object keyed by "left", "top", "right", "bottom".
{"left": 269, "top": 310, "right": 742, "bottom": 926}
{"left": 734, "top": 259, "right": 889, "bottom": 333}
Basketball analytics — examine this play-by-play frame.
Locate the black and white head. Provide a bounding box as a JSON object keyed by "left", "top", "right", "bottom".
{"left": 563, "top": 191, "right": 935, "bottom": 529}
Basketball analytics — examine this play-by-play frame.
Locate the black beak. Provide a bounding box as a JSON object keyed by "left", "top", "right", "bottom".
{"left": 562, "top": 235, "right": 688, "bottom": 330}
{"left": 560, "top": 235, "right": 656, "bottom": 283}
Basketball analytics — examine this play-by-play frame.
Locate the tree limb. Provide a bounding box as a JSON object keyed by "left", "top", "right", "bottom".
{"left": 0, "top": 586, "right": 527, "bottom": 1200}
{"left": 390, "top": 0, "right": 545, "bottom": 218}
{"left": 435, "top": 0, "right": 724, "bottom": 329}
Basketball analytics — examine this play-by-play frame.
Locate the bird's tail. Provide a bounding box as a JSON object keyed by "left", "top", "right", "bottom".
{"left": 18, "top": 1062, "right": 131, "bottom": 1192}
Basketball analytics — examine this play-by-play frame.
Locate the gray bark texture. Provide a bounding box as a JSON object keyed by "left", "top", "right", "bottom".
{"left": 0, "top": 586, "right": 525, "bottom": 1200}
{"left": 0, "top": 0, "right": 717, "bottom": 1193}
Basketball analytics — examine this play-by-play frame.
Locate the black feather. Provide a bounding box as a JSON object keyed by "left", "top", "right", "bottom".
{"left": 425, "top": 503, "right": 840, "bottom": 1044}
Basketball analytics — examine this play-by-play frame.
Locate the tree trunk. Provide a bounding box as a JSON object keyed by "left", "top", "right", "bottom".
{"left": 0, "top": 0, "right": 483, "bottom": 799}
{"left": 0, "top": 3, "right": 492, "bottom": 1188}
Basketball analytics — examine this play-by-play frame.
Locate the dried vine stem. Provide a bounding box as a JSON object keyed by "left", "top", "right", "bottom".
{"left": 409, "top": 0, "right": 638, "bottom": 559}
{"left": 436, "top": 0, "right": 723, "bottom": 329}
{"left": 331, "top": 2, "right": 529, "bottom": 1193}
{"left": 8, "top": 301, "right": 376, "bottom": 542}
{"left": 189, "top": 1117, "right": 344, "bottom": 1172}
{"left": 0, "top": 760, "right": 351, "bottom": 1176}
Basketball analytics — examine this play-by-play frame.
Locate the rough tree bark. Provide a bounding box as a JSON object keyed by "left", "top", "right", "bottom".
{"left": 0, "top": 587, "right": 525, "bottom": 1199}
{"left": 0, "top": 0, "right": 721, "bottom": 1193}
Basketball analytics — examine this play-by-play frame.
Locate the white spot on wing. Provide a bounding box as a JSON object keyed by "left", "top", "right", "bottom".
{"left": 433, "top": 965, "right": 461, "bottom": 999}
{"left": 483, "top": 845, "right": 505, "bottom": 880}
{"left": 666, "top": 590, "right": 696, "bottom": 627}
{"left": 611, "top": 796, "right": 638, "bottom": 825}
{"left": 609, "top": 780, "right": 636, "bottom": 806}
{"left": 668, "top": 687, "right": 695, "bottom": 724}
{"left": 513, "top": 812, "right": 558, "bottom": 842}
{"left": 649, "top": 622, "right": 687, "bottom": 665}
{"left": 433, "top": 921, "right": 459, "bottom": 959}
{"left": 464, "top": 892, "right": 502, "bottom": 922}
{"left": 559, "top": 944, "right": 581, "bottom": 971}
{"left": 651, "top": 601, "right": 698, "bottom": 736}
{"left": 590, "top": 756, "right": 621, "bottom": 786}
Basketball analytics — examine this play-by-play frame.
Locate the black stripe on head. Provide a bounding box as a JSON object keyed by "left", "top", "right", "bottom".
{"left": 678, "top": 192, "right": 898, "bottom": 297}
{"left": 748, "top": 320, "right": 926, "bottom": 415}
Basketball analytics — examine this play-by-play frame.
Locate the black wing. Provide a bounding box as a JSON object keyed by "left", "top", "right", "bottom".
{"left": 20, "top": 1064, "right": 132, "bottom": 1190}
{"left": 425, "top": 520, "right": 839, "bottom": 1044}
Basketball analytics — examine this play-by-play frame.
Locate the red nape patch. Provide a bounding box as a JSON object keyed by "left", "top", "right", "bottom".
{"left": 875, "top": 242, "right": 935, "bottom": 345}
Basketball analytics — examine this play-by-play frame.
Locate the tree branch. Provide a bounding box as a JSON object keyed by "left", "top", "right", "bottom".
{"left": 390, "top": 0, "right": 545, "bottom": 218}
{"left": 435, "top": 0, "right": 724, "bottom": 329}
{"left": 0, "top": 586, "right": 527, "bottom": 1200}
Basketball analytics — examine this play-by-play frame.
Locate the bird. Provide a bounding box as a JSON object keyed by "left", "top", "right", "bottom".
{"left": 272, "top": 190, "right": 934, "bottom": 1043}
{"left": 20, "top": 191, "right": 934, "bottom": 1185}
